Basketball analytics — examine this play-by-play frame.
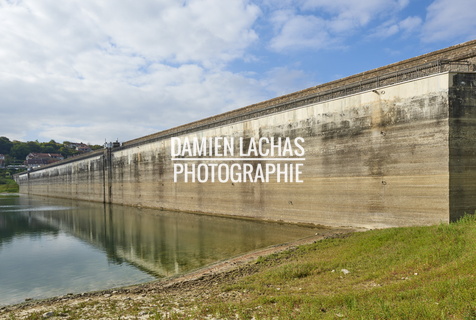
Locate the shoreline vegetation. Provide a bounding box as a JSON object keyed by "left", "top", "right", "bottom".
{"left": 0, "top": 168, "right": 20, "bottom": 193}
{"left": 0, "top": 181, "right": 19, "bottom": 193}
{"left": 2, "top": 215, "right": 476, "bottom": 319}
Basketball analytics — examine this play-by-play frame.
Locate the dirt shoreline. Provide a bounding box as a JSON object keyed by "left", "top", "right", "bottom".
{"left": 0, "top": 228, "right": 354, "bottom": 319}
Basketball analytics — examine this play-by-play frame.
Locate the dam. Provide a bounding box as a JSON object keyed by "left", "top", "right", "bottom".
{"left": 14, "top": 40, "right": 476, "bottom": 229}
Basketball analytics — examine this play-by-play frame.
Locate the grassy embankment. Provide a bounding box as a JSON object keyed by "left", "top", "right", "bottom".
{"left": 199, "top": 215, "right": 476, "bottom": 319}
{"left": 5, "top": 214, "right": 476, "bottom": 319}
{"left": 0, "top": 177, "right": 19, "bottom": 193}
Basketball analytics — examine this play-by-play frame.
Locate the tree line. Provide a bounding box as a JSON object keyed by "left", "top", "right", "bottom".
{"left": 0, "top": 136, "right": 102, "bottom": 165}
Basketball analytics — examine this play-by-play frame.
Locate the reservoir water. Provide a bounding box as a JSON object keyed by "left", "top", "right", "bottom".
{"left": 0, "top": 193, "right": 324, "bottom": 306}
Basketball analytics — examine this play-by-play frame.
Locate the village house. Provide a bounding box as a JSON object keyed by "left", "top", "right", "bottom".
{"left": 25, "top": 153, "right": 64, "bottom": 168}
{"left": 68, "top": 142, "right": 92, "bottom": 153}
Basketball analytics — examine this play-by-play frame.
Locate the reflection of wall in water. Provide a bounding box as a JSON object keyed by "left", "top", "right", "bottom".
{"left": 0, "top": 197, "right": 60, "bottom": 247}
{"left": 29, "top": 200, "right": 316, "bottom": 277}
{"left": 0, "top": 211, "right": 59, "bottom": 248}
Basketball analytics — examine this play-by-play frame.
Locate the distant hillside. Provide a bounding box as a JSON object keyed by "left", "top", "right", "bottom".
{"left": 0, "top": 136, "right": 102, "bottom": 165}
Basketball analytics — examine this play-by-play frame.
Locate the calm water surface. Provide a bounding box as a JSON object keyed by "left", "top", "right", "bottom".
{"left": 0, "top": 193, "right": 324, "bottom": 306}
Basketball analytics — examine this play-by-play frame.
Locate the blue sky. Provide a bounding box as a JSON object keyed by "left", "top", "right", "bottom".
{"left": 1, "top": 0, "right": 475, "bottom": 145}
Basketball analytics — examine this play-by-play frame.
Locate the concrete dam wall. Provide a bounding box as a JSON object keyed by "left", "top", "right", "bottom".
{"left": 15, "top": 40, "right": 476, "bottom": 229}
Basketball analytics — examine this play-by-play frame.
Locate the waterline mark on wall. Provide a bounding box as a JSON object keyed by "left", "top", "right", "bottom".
{"left": 171, "top": 137, "right": 305, "bottom": 183}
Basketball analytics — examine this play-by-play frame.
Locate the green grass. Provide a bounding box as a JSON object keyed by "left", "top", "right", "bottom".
{"left": 0, "top": 180, "right": 19, "bottom": 193}
{"left": 0, "top": 170, "right": 19, "bottom": 193}
{"left": 194, "top": 214, "right": 476, "bottom": 319}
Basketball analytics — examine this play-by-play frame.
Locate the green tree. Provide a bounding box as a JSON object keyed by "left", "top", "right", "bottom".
{"left": 10, "top": 142, "right": 31, "bottom": 160}
{"left": 41, "top": 140, "right": 61, "bottom": 154}
{"left": 4, "top": 155, "right": 15, "bottom": 166}
{"left": 0, "top": 136, "right": 13, "bottom": 154}
{"left": 42, "top": 146, "right": 56, "bottom": 153}
{"left": 26, "top": 141, "right": 41, "bottom": 153}
{"left": 59, "top": 146, "right": 78, "bottom": 158}
{"left": 90, "top": 144, "right": 103, "bottom": 150}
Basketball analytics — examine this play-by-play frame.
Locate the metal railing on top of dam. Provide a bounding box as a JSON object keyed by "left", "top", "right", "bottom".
{"left": 324, "top": 60, "right": 470, "bottom": 96}
{"left": 123, "top": 59, "right": 471, "bottom": 148}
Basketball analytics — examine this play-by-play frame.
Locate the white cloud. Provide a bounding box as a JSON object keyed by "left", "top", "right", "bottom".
{"left": 370, "top": 16, "right": 422, "bottom": 39}
{"left": 82, "top": 0, "right": 261, "bottom": 65}
{"left": 260, "top": 67, "right": 315, "bottom": 96}
{"left": 266, "top": 0, "right": 411, "bottom": 52}
{"left": 1, "top": 62, "right": 272, "bottom": 144}
{"left": 422, "top": 0, "right": 476, "bottom": 43}
{"left": 300, "top": 0, "right": 409, "bottom": 31}
{"left": 399, "top": 16, "right": 422, "bottom": 34}
{"left": 0, "top": 0, "right": 266, "bottom": 144}
{"left": 0, "top": 0, "right": 261, "bottom": 74}
{"left": 269, "top": 14, "right": 338, "bottom": 51}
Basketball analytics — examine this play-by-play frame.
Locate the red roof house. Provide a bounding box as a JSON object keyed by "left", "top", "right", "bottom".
{"left": 25, "top": 153, "right": 64, "bottom": 168}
